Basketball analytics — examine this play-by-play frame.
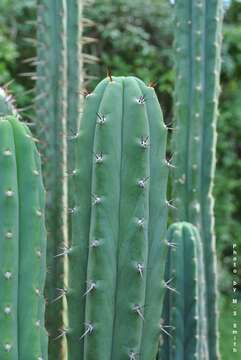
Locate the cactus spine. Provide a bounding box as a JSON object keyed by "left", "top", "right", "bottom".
{"left": 67, "top": 76, "right": 168, "bottom": 360}
{"left": 0, "top": 115, "right": 47, "bottom": 359}
{"left": 172, "top": 1, "right": 223, "bottom": 358}
{"left": 159, "top": 222, "right": 208, "bottom": 360}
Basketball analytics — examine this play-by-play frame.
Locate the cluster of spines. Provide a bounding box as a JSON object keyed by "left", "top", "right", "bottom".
{"left": 66, "top": 76, "right": 168, "bottom": 359}
{"left": 0, "top": 115, "right": 47, "bottom": 359}
{"left": 0, "top": 87, "right": 18, "bottom": 118}
{"left": 172, "top": 1, "right": 223, "bottom": 357}
{"left": 159, "top": 222, "right": 208, "bottom": 360}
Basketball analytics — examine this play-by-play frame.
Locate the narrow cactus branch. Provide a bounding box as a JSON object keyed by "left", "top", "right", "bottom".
{"left": 64, "top": 0, "right": 85, "bottom": 352}
{"left": 172, "top": 1, "right": 223, "bottom": 357}
{"left": 68, "top": 76, "right": 168, "bottom": 359}
{"left": 36, "top": 0, "right": 68, "bottom": 358}
{"left": 0, "top": 115, "right": 47, "bottom": 359}
{"left": 159, "top": 222, "right": 208, "bottom": 360}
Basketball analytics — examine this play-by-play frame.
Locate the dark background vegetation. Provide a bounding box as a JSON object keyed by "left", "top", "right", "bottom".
{"left": 0, "top": 0, "right": 240, "bottom": 358}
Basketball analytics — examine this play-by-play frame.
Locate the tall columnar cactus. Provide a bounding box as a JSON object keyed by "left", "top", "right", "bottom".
{"left": 159, "top": 222, "right": 208, "bottom": 360}
{"left": 0, "top": 115, "right": 47, "bottom": 359}
{"left": 36, "top": 0, "right": 68, "bottom": 357}
{"left": 35, "top": 0, "right": 88, "bottom": 357}
{"left": 172, "top": 1, "right": 223, "bottom": 358}
{"left": 66, "top": 76, "right": 168, "bottom": 360}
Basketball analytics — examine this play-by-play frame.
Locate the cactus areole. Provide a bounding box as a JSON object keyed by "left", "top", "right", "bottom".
{"left": 67, "top": 76, "right": 168, "bottom": 360}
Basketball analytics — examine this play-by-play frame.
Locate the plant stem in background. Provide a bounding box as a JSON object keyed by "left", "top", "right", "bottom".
{"left": 36, "top": 0, "right": 68, "bottom": 358}
{"left": 172, "top": 1, "right": 223, "bottom": 358}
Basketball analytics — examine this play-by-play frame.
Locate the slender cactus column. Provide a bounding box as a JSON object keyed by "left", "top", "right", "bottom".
{"left": 172, "top": 1, "right": 223, "bottom": 358}
{"left": 36, "top": 0, "right": 68, "bottom": 358}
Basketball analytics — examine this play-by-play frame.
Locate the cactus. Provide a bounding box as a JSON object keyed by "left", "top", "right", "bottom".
{"left": 36, "top": 0, "right": 69, "bottom": 357}
{"left": 172, "top": 1, "right": 223, "bottom": 357}
{"left": 66, "top": 76, "right": 168, "bottom": 359}
{"left": 159, "top": 222, "right": 208, "bottom": 360}
{"left": 0, "top": 115, "right": 47, "bottom": 359}
{"left": 36, "top": 0, "right": 68, "bottom": 355}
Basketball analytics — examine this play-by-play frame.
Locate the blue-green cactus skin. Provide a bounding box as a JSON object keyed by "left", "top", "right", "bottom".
{"left": 67, "top": 76, "right": 168, "bottom": 360}
{"left": 0, "top": 115, "right": 48, "bottom": 359}
{"left": 159, "top": 222, "right": 208, "bottom": 360}
{"left": 172, "top": 1, "right": 223, "bottom": 358}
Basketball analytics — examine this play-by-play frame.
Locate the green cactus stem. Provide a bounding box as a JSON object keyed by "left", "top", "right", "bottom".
{"left": 0, "top": 115, "right": 47, "bottom": 359}
{"left": 36, "top": 0, "right": 68, "bottom": 357}
{"left": 159, "top": 222, "right": 208, "bottom": 360}
{"left": 172, "top": 1, "right": 223, "bottom": 358}
{"left": 67, "top": 76, "right": 168, "bottom": 360}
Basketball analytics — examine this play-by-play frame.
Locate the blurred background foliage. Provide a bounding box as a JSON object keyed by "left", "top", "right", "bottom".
{"left": 0, "top": 0, "right": 240, "bottom": 358}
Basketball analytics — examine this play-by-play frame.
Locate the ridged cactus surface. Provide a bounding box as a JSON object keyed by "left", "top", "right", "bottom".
{"left": 172, "top": 1, "right": 223, "bottom": 358}
{"left": 66, "top": 1, "right": 84, "bottom": 342}
{"left": 36, "top": 1, "right": 84, "bottom": 356}
{"left": 159, "top": 222, "right": 208, "bottom": 360}
{"left": 0, "top": 115, "right": 47, "bottom": 359}
{"left": 67, "top": 76, "right": 168, "bottom": 360}
{"left": 36, "top": 0, "right": 68, "bottom": 357}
